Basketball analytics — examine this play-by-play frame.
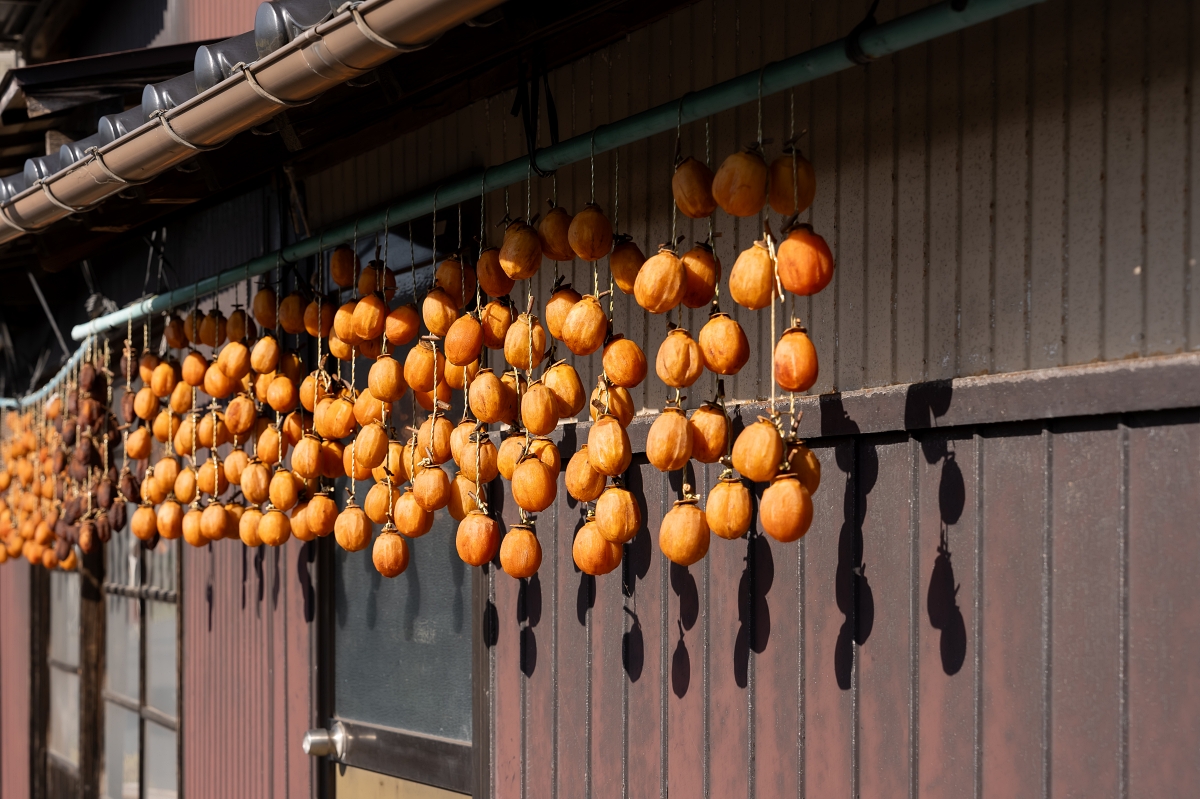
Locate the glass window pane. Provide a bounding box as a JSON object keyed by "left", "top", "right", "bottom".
{"left": 333, "top": 512, "right": 472, "bottom": 741}
{"left": 101, "top": 702, "right": 139, "bottom": 799}
{"left": 105, "top": 595, "right": 140, "bottom": 700}
{"left": 106, "top": 526, "right": 140, "bottom": 587}
{"left": 47, "top": 668, "right": 79, "bottom": 765}
{"left": 144, "top": 537, "right": 177, "bottom": 593}
{"left": 146, "top": 601, "right": 176, "bottom": 716}
{"left": 49, "top": 571, "right": 80, "bottom": 667}
{"left": 143, "top": 722, "right": 177, "bottom": 799}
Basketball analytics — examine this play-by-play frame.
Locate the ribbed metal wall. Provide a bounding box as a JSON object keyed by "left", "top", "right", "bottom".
{"left": 77, "top": 0, "right": 261, "bottom": 56}
{"left": 181, "top": 539, "right": 315, "bottom": 799}
{"left": 0, "top": 560, "right": 31, "bottom": 799}
{"left": 179, "top": 0, "right": 262, "bottom": 44}
{"left": 306, "top": 0, "right": 1200, "bottom": 411}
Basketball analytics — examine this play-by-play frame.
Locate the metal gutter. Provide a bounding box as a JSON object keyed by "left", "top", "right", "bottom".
{"left": 0, "top": 0, "right": 504, "bottom": 244}
{"left": 68, "top": 0, "right": 1044, "bottom": 346}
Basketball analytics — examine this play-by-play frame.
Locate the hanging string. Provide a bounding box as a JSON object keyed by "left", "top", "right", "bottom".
{"left": 274, "top": 255, "right": 283, "bottom": 339}
{"left": 478, "top": 171, "right": 488, "bottom": 260}
{"left": 407, "top": 221, "right": 419, "bottom": 304}
{"left": 669, "top": 102, "right": 683, "bottom": 248}
{"left": 609, "top": 150, "right": 618, "bottom": 316}
{"left": 787, "top": 89, "right": 799, "bottom": 436}
{"left": 705, "top": 119, "right": 715, "bottom": 247}
{"left": 767, "top": 229, "right": 784, "bottom": 433}
{"left": 756, "top": 68, "right": 765, "bottom": 148}
{"left": 432, "top": 189, "right": 440, "bottom": 272}
{"left": 315, "top": 232, "right": 325, "bottom": 386}
{"left": 612, "top": 150, "right": 620, "bottom": 235}
{"left": 407, "top": 222, "right": 420, "bottom": 432}
{"left": 789, "top": 89, "right": 799, "bottom": 217}
{"left": 379, "top": 209, "right": 392, "bottom": 358}
{"left": 352, "top": 221, "right": 360, "bottom": 301}
{"left": 429, "top": 206, "right": 443, "bottom": 434}
{"left": 473, "top": 427, "right": 486, "bottom": 513}
{"left": 121, "top": 318, "right": 133, "bottom": 476}
{"left": 347, "top": 313, "right": 358, "bottom": 504}
{"left": 589, "top": 133, "right": 597, "bottom": 204}
{"left": 474, "top": 176, "right": 486, "bottom": 336}
{"left": 190, "top": 383, "right": 199, "bottom": 474}
{"left": 101, "top": 339, "right": 112, "bottom": 480}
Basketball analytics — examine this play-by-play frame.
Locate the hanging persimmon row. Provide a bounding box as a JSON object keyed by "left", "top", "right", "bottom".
{"left": 0, "top": 113, "right": 834, "bottom": 583}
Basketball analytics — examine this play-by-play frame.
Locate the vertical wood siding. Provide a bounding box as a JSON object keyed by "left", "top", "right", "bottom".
{"left": 305, "top": 0, "right": 1200, "bottom": 410}
{"left": 293, "top": 0, "right": 1200, "bottom": 796}
{"left": 181, "top": 537, "right": 315, "bottom": 798}
{"left": 483, "top": 407, "right": 1200, "bottom": 799}
{"left": 0, "top": 560, "right": 30, "bottom": 798}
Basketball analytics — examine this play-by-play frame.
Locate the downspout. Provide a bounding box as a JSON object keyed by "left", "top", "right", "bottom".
{"left": 0, "top": 0, "right": 504, "bottom": 243}
{"left": 68, "top": 0, "right": 1045, "bottom": 347}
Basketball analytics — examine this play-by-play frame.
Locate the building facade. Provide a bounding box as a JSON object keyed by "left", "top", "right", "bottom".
{"left": 0, "top": 0, "right": 1197, "bottom": 797}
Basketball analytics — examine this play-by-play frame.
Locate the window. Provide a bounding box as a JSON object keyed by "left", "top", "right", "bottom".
{"left": 322, "top": 322, "right": 479, "bottom": 795}
{"left": 100, "top": 525, "right": 179, "bottom": 799}
{"left": 47, "top": 570, "right": 81, "bottom": 770}
{"left": 332, "top": 510, "right": 473, "bottom": 739}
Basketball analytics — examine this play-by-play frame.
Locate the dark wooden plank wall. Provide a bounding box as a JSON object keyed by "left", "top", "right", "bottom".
{"left": 485, "top": 406, "right": 1200, "bottom": 799}
{"left": 181, "top": 538, "right": 316, "bottom": 799}
{"left": 297, "top": 7, "right": 1200, "bottom": 792}
{"left": 305, "top": 0, "right": 1200, "bottom": 406}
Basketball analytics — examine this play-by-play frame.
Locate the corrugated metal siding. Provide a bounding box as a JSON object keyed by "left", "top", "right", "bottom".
{"left": 180, "top": 0, "right": 261, "bottom": 44}
{"left": 485, "top": 406, "right": 1200, "bottom": 798}
{"left": 77, "top": 0, "right": 260, "bottom": 56}
{"left": 0, "top": 560, "right": 31, "bottom": 798}
{"left": 305, "top": 0, "right": 1200, "bottom": 411}
{"left": 181, "top": 538, "right": 315, "bottom": 799}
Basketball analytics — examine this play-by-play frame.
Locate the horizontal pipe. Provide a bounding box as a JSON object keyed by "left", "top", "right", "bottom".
{"left": 69, "top": 0, "right": 1041, "bottom": 347}
{"left": 0, "top": 337, "right": 93, "bottom": 409}
{"left": 0, "top": 0, "right": 503, "bottom": 245}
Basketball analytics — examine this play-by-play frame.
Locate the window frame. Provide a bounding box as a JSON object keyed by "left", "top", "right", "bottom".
{"left": 46, "top": 567, "right": 82, "bottom": 772}
{"left": 100, "top": 530, "right": 182, "bottom": 799}
{"left": 314, "top": 535, "right": 491, "bottom": 797}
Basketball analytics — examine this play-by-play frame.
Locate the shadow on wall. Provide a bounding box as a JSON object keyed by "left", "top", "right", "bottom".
{"left": 820, "top": 395, "right": 876, "bottom": 691}
{"left": 621, "top": 458, "right": 652, "bottom": 683}
{"left": 906, "top": 379, "right": 968, "bottom": 676}
{"left": 671, "top": 562, "right": 699, "bottom": 697}
{"left": 733, "top": 533, "right": 774, "bottom": 690}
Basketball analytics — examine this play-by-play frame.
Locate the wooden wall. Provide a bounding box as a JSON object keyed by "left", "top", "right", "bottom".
{"left": 306, "top": 0, "right": 1200, "bottom": 410}
{"left": 483, "top": 399, "right": 1200, "bottom": 798}
{"left": 301, "top": 0, "right": 1200, "bottom": 797}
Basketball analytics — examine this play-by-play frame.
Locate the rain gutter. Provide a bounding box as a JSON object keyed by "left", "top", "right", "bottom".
{"left": 0, "top": 0, "right": 505, "bottom": 245}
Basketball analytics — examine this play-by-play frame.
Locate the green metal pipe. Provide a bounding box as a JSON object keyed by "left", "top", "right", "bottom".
{"left": 69, "top": 0, "right": 1041, "bottom": 345}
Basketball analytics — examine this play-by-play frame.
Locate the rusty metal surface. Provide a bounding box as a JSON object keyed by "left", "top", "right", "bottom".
{"left": 0, "top": 560, "right": 31, "bottom": 799}
{"left": 181, "top": 538, "right": 315, "bottom": 799}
